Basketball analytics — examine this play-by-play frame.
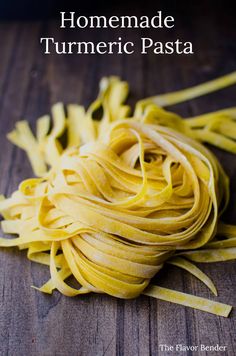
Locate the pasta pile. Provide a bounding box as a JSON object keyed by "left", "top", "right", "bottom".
{"left": 1, "top": 73, "right": 236, "bottom": 317}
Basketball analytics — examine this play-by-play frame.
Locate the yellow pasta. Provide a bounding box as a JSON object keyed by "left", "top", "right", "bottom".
{"left": 1, "top": 73, "right": 236, "bottom": 317}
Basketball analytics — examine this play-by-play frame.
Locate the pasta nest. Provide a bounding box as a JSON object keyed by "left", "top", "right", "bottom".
{"left": 1, "top": 74, "right": 236, "bottom": 316}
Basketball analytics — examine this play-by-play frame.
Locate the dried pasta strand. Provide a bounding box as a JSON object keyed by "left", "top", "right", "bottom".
{"left": 167, "top": 256, "right": 217, "bottom": 296}
{"left": 143, "top": 285, "right": 232, "bottom": 317}
{"left": 136, "top": 71, "right": 236, "bottom": 110}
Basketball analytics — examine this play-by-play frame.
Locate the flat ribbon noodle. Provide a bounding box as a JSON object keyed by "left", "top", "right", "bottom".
{"left": 1, "top": 73, "right": 236, "bottom": 317}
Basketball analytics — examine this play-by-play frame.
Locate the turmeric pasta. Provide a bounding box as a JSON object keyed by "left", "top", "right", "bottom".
{"left": 1, "top": 73, "right": 236, "bottom": 317}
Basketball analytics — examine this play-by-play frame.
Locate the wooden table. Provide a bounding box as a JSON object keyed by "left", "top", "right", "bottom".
{"left": 0, "top": 5, "right": 236, "bottom": 355}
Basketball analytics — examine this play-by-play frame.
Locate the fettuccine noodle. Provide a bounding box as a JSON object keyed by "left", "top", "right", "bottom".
{"left": 1, "top": 73, "right": 236, "bottom": 317}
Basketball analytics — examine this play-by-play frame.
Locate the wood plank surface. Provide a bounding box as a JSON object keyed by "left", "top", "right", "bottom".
{"left": 0, "top": 5, "right": 236, "bottom": 356}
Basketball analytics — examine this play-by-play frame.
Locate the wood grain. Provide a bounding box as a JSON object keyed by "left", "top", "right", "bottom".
{"left": 0, "top": 6, "right": 236, "bottom": 356}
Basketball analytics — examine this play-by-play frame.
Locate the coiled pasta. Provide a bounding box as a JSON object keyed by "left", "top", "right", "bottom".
{"left": 1, "top": 73, "right": 236, "bottom": 317}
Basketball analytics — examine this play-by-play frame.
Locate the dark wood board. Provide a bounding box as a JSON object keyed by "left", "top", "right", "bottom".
{"left": 0, "top": 5, "right": 236, "bottom": 356}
